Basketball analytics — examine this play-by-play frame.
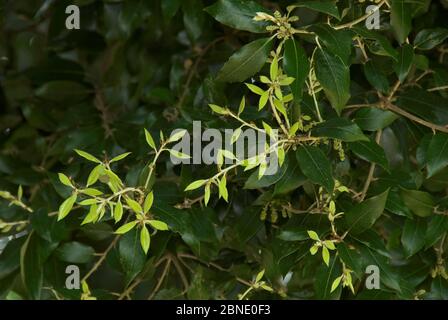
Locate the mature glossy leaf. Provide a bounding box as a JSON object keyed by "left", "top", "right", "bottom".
{"left": 161, "top": 0, "right": 181, "bottom": 21}
{"left": 314, "top": 258, "right": 342, "bottom": 299}
{"left": 296, "top": 145, "right": 334, "bottom": 192}
{"left": 345, "top": 189, "right": 389, "bottom": 234}
{"left": 295, "top": 1, "right": 340, "bottom": 19}
{"left": 217, "top": 37, "right": 273, "bottom": 82}
{"left": 205, "top": 0, "right": 268, "bottom": 33}
{"left": 182, "top": 0, "right": 204, "bottom": 42}
{"left": 393, "top": 44, "right": 414, "bottom": 82}
{"left": 354, "top": 108, "right": 399, "bottom": 131}
{"left": 273, "top": 160, "right": 307, "bottom": 195}
{"left": 427, "top": 277, "right": 448, "bottom": 299}
{"left": 0, "top": 238, "right": 25, "bottom": 280}
{"left": 358, "top": 244, "right": 401, "bottom": 292}
{"left": 283, "top": 39, "right": 309, "bottom": 102}
{"left": 401, "top": 218, "right": 427, "bottom": 257}
{"left": 55, "top": 242, "right": 94, "bottom": 264}
{"left": 315, "top": 49, "right": 350, "bottom": 114}
{"left": 427, "top": 133, "right": 448, "bottom": 178}
{"left": 312, "top": 118, "right": 369, "bottom": 142}
{"left": 396, "top": 89, "right": 448, "bottom": 126}
{"left": 348, "top": 139, "right": 389, "bottom": 170}
{"left": 35, "top": 81, "right": 90, "bottom": 103}
{"left": 235, "top": 207, "right": 263, "bottom": 243}
{"left": 119, "top": 229, "right": 146, "bottom": 285}
{"left": 353, "top": 27, "right": 398, "bottom": 60}
{"left": 20, "top": 233, "right": 56, "bottom": 300}
{"left": 401, "top": 189, "right": 434, "bottom": 217}
{"left": 425, "top": 215, "right": 448, "bottom": 249}
{"left": 391, "top": 0, "right": 413, "bottom": 44}
{"left": 311, "top": 24, "right": 352, "bottom": 64}
{"left": 414, "top": 28, "right": 448, "bottom": 50}
{"left": 363, "top": 60, "right": 389, "bottom": 94}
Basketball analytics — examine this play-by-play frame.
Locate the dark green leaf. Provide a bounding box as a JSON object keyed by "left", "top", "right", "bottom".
{"left": 217, "top": 37, "right": 273, "bottom": 83}
{"left": 118, "top": 228, "right": 146, "bottom": 286}
{"left": 314, "top": 49, "right": 350, "bottom": 115}
{"left": 391, "top": 0, "right": 413, "bottom": 44}
{"left": 414, "top": 28, "right": 448, "bottom": 50}
{"left": 427, "top": 133, "right": 448, "bottom": 178}
{"left": 205, "top": 0, "right": 268, "bottom": 33}
{"left": 401, "top": 218, "right": 427, "bottom": 257}
{"left": 296, "top": 145, "right": 334, "bottom": 192}
{"left": 55, "top": 242, "right": 95, "bottom": 264}
{"left": 345, "top": 189, "right": 389, "bottom": 234}
{"left": 354, "top": 108, "right": 399, "bottom": 131}
{"left": 393, "top": 44, "right": 414, "bottom": 82}
{"left": 295, "top": 1, "right": 340, "bottom": 19}
{"left": 283, "top": 39, "right": 309, "bottom": 102}
{"left": 363, "top": 60, "right": 390, "bottom": 94}
{"left": 311, "top": 24, "right": 352, "bottom": 64}
{"left": 312, "top": 118, "right": 369, "bottom": 142}
{"left": 348, "top": 139, "right": 389, "bottom": 170}
{"left": 400, "top": 189, "right": 434, "bottom": 217}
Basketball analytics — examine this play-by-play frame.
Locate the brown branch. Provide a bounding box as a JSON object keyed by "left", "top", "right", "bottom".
{"left": 82, "top": 235, "right": 120, "bottom": 283}
{"left": 359, "top": 130, "right": 382, "bottom": 201}
{"left": 385, "top": 103, "right": 448, "bottom": 134}
{"left": 147, "top": 258, "right": 172, "bottom": 300}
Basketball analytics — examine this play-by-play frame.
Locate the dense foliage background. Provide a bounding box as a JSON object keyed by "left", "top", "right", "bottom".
{"left": 1, "top": 0, "right": 448, "bottom": 300}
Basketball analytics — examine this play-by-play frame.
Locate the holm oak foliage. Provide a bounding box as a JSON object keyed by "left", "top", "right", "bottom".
{"left": 1, "top": 0, "right": 448, "bottom": 300}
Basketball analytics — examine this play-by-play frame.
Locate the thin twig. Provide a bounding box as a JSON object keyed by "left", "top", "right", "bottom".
{"left": 82, "top": 235, "right": 120, "bottom": 282}
{"left": 147, "top": 258, "right": 172, "bottom": 300}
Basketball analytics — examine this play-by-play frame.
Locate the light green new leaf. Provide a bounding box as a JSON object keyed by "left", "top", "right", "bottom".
{"left": 74, "top": 149, "right": 102, "bottom": 164}
{"left": 168, "top": 149, "right": 190, "bottom": 159}
{"left": 110, "top": 152, "right": 131, "bottom": 163}
{"left": 114, "top": 201, "right": 123, "bottom": 223}
{"left": 185, "top": 179, "right": 207, "bottom": 191}
{"left": 331, "top": 276, "right": 342, "bottom": 293}
{"left": 245, "top": 83, "right": 265, "bottom": 95}
{"left": 58, "top": 173, "right": 73, "bottom": 188}
{"left": 144, "top": 129, "right": 156, "bottom": 150}
{"left": 148, "top": 220, "right": 169, "bottom": 231}
{"left": 58, "top": 194, "right": 77, "bottom": 221}
{"left": 204, "top": 183, "right": 210, "bottom": 205}
{"left": 86, "top": 165, "right": 102, "bottom": 187}
{"left": 126, "top": 198, "right": 143, "bottom": 214}
{"left": 168, "top": 130, "right": 187, "bottom": 143}
{"left": 209, "top": 104, "right": 228, "bottom": 115}
{"left": 307, "top": 230, "right": 320, "bottom": 241}
{"left": 140, "top": 226, "right": 150, "bottom": 254}
{"left": 322, "top": 246, "right": 330, "bottom": 266}
{"left": 143, "top": 192, "right": 154, "bottom": 213}
{"left": 115, "top": 221, "right": 138, "bottom": 234}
